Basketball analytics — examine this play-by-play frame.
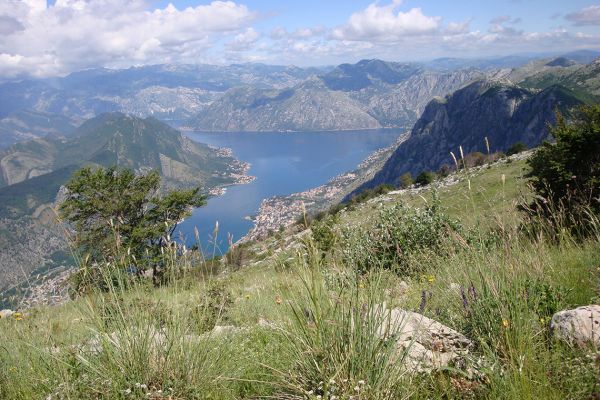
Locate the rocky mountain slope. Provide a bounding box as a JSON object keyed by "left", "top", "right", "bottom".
{"left": 0, "top": 112, "right": 243, "bottom": 193}
{"left": 188, "top": 78, "right": 382, "bottom": 131}
{"left": 0, "top": 110, "right": 78, "bottom": 149}
{"left": 0, "top": 64, "right": 327, "bottom": 122}
{"left": 517, "top": 58, "right": 600, "bottom": 102}
{"left": 353, "top": 80, "right": 582, "bottom": 192}
{"left": 190, "top": 59, "right": 486, "bottom": 132}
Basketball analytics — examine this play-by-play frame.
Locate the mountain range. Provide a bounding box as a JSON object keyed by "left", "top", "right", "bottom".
{"left": 1, "top": 51, "right": 597, "bottom": 138}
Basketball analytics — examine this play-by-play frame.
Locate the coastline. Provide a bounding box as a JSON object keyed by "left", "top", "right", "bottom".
{"left": 238, "top": 133, "right": 409, "bottom": 243}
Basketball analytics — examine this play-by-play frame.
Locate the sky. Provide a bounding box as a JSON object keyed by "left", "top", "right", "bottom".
{"left": 0, "top": 0, "right": 599, "bottom": 79}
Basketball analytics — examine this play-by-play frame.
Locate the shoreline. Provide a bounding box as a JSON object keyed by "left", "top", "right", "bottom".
{"left": 237, "top": 133, "right": 408, "bottom": 244}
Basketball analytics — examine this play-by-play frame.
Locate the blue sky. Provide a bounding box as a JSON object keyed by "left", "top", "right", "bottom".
{"left": 1, "top": 0, "right": 599, "bottom": 78}
{"left": 159, "top": 0, "right": 599, "bottom": 34}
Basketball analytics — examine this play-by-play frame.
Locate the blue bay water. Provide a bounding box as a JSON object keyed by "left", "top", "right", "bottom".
{"left": 176, "top": 129, "right": 402, "bottom": 255}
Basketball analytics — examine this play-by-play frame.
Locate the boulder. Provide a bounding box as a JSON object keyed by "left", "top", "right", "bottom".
{"left": 0, "top": 309, "right": 14, "bottom": 319}
{"left": 550, "top": 305, "right": 600, "bottom": 346}
{"left": 377, "top": 306, "right": 472, "bottom": 373}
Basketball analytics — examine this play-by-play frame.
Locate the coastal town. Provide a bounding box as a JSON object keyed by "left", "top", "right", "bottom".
{"left": 240, "top": 134, "right": 408, "bottom": 242}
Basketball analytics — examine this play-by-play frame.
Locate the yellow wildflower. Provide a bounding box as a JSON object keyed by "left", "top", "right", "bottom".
{"left": 358, "top": 282, "right": 365, "bottom": 289}
{"left": 13, "top": 312, "right": 23, "bottom": 321}
{"left": 502, "top": 319, "right": 510, "bottom": 328}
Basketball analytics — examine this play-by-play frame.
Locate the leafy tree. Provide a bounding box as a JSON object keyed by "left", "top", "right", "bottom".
{"left": 415, "top": 171, "right": 436, "bottom": 186}
{"left": 60, "top": 166, "right": 206, "bottom": 288}
{"left": 526, "top": 105, "right": 600, "bottom": 235}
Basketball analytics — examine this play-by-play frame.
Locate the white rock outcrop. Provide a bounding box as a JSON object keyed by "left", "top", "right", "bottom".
{"left": 550, "top": 305, "right": 600, "bottom": 346}
{"left": 376, "top": 305, "right": 473, "bottom": 373}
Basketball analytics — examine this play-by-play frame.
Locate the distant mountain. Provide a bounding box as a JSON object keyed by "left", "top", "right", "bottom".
{"left": 0, "top": 112, "right": 245, "bottom": 216}
{"left": 0, "top": 110, "right": 78, "bottom": 149}
{"left": 0, "top": 64, "right": 330, "bottom": 121}
{"left": 351, "top": 80, "right": 582, "bottom": 193}
{"left": 321, "top": 59, "right": 423, "bottom": 91}
{"left": 189, "top": 59, "right": 485, "bottom": 132}
{"left": 189, "top": 78, "right": 381, "bottom": 132}
{"left": 559, "top": 50, "right": 600, "bottom": 64}
{"left": 545, "top": 57, "right": 578, "bottom": 68}
{"left": 518, "top": 58, "right": 600, "bottom": 102}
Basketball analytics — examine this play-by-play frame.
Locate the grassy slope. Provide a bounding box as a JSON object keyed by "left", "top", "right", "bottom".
{"left": 1, "top": 155, "right": 599, "bottom": 399}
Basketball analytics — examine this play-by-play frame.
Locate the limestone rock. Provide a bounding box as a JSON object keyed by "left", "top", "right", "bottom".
{"left": 377, "top": 306, "right": 472, "bottom": 373}
{"left": 550, "top": 305, "right": 600, "bottom": 346}
{"left": 0, "top": 309, "right": 14, "bottom": 319}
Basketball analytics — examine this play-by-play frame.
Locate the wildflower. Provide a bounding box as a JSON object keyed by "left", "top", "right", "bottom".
{"left": 502, "top": 319, "right": 510, "bottom": 328}
{"left": 13, "top": 312, "right": 23, "bottom": 321}
{"left": 275, "top": 295, "right": 282, "bottom": 305}
{"left": 358, "top": 282, "right": 365, "bottom": 289}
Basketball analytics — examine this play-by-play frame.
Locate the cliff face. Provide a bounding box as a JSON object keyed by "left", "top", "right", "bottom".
{"left": 353, "top": 80, "right": 582, "bottom": 192}
{"left": 189, "top": 79, "right": 381, "bottom": 132}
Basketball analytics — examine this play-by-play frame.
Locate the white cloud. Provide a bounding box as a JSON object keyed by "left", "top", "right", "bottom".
{"left": 331, "top": 0, "right": 441, "bottom": 41}
{"left": 565, "top": 5, "right": 600, "bottom": 26}
{"left": 0, "top": 0, "right": 257, "bottom": 78}
{"left": 226, "top": 27, "right": 260, "bottom": 51}
{"left": 445, "top": 19, "right": 471, "bottom": 35}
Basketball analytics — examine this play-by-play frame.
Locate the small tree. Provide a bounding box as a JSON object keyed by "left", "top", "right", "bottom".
{"left": 399, "top": 172, "right": 414, "bottom": 188}
{"left": 526, "top": 105, "right": 600, "bottom": 236}
{"left": 60, "top": 166, "right": 206, "bottom": 290}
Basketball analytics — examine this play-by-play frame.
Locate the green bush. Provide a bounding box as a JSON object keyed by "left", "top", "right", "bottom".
{"left": 399, "top": 172, "right": 414, "bottom": 188}
{"left": 415, "top": 171, "right": 436, "bottom": 186}
{"left": 340, "top": 195, "right": 463, "bottom": 275}
{"left": 525, "top": 105, "right": 600, "bottom": 237}
{"left": 311, "top": 214, "right": 338, "bottom": 253}
{"left": 506, "top": 142, "right": 528, "bottom": 156}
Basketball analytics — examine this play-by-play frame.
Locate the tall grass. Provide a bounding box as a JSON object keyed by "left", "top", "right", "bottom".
{"left": 274, "top": 239, "right": 413, "bottom": 399}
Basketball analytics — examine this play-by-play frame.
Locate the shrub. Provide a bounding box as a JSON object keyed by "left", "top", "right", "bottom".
{"left": 311, "top": 214, "right": 338, "bottom": 253}
{"left": 399, "top": 172, "right": 414, "bottom": 188}
{"left": 436, "top": 164, "right": 451, "bottom": 178}
{"left": 506, "top": 142, "right": 528, "bottom": 156}
{"left": 525, "top": 105, "right": 600, "bottom": 237}
{"left": 340, "top": 195, "right": 463, "bottom": 275}
{"left": 415, "top": 171, "right": 436, "bottom": 186}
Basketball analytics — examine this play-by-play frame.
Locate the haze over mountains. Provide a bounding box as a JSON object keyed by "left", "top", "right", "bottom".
{"left": 0, "top": 51, "right": 598, "bottom": 142}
